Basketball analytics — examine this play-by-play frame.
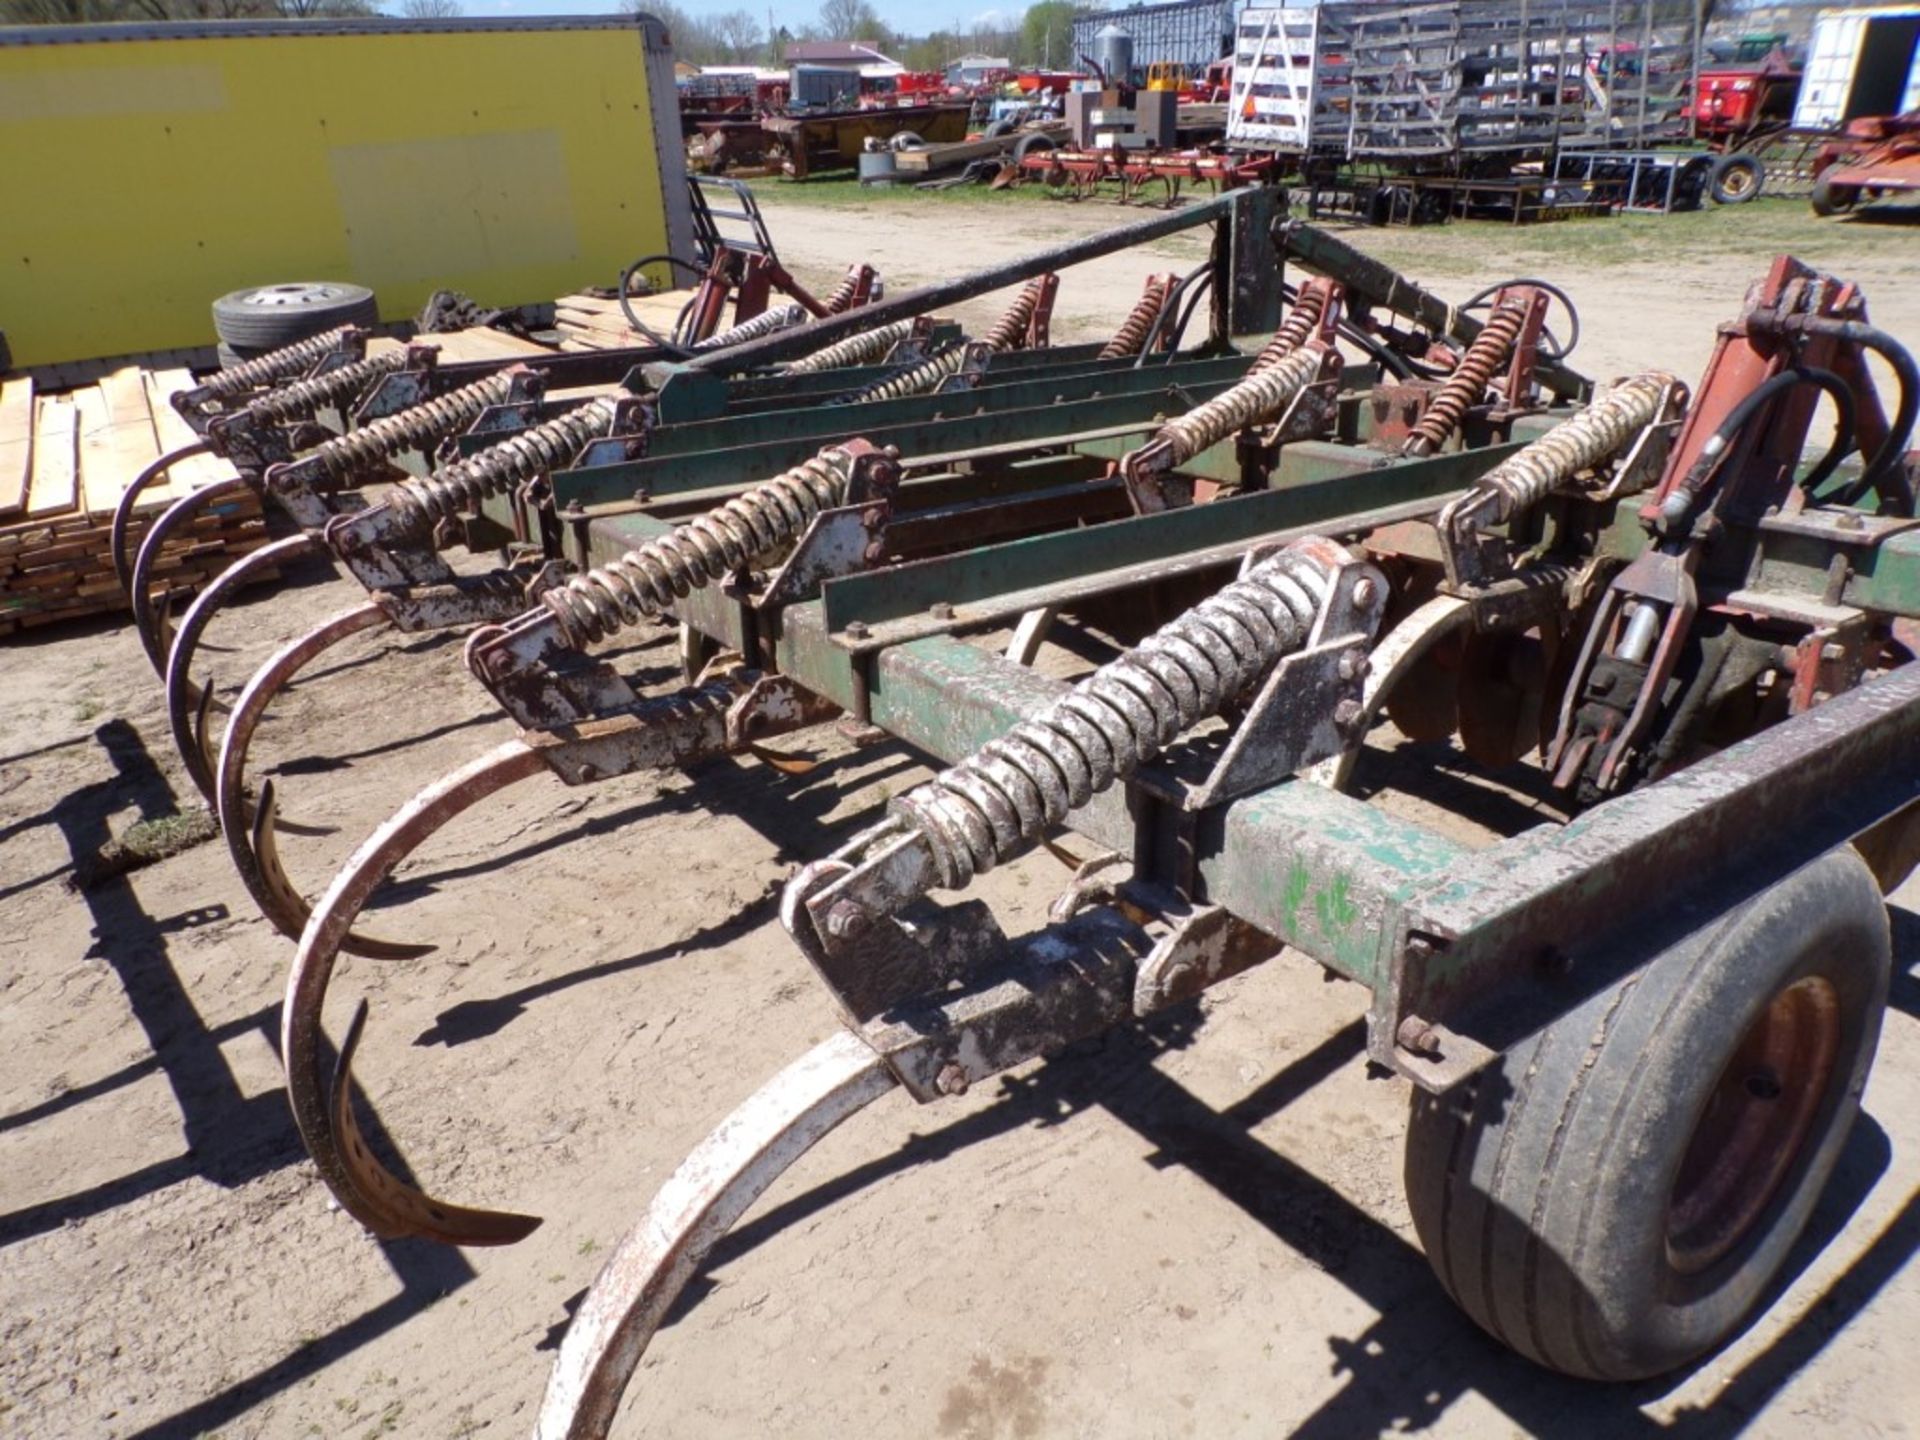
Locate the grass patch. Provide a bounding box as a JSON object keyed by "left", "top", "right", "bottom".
{"left": 749, "top": 173, "right": 1917, "bottom": 275}
{"left": 69, "top": 807, "right": 219, "bottom": 891}
{"left": 1351, "top": 196, "right": 1920, "bottom": 278}
{"left": 747, "top": 172, "right": 1066, "bottom": 211}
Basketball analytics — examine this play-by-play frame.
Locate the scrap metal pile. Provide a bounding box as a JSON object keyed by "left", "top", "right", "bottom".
{"left": 128, "top": 187, "right": 1920, "bottom": 1437}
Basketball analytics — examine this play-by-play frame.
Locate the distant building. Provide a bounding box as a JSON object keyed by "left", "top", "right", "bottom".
{"left": 946, "top": 53, "right": 1011, "bottom": 85}
{"left": 784, "top": 39, "right": 902, "bottom": 73}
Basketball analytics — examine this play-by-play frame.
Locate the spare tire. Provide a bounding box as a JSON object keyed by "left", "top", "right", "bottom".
{"left": 1709, "top": 152, "right": 1764, "bottom": 205}
{"left": 211, "top": 282, "right": 378, "bottom": 350}
{"left": 1012, "top": 132, "right": 1056, "bottom": 164}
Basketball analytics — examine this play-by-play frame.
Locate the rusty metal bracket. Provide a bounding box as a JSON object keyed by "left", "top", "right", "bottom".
{"left": 349, "top": 344, "right": 442, "bottom": 422}
{"left": 1131, "top": 894, "right": 1282, "bottom": 1017}
{"left": 931, "top": 341, "right": 994, "bottom": 395}
{"left": 1138, "top": 554, "right": 1389, "bottom": 811}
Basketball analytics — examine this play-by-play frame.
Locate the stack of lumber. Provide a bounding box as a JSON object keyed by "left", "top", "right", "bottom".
{"left": 372, "top": 327, "right": 554, "bottom": 363}
{"left": 0, "top": 369, "right": 263, "bottom": 637}
{"left": 553, "top": 288, "right": 701, "bottom": 352}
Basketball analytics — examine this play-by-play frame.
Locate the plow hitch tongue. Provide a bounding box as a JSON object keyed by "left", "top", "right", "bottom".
{"left": 533, "top": 536, "right": 1389, "bottom": 1438}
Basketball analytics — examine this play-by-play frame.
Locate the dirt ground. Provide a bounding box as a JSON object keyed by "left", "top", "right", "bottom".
{"left": 3, "top": 194, "right": 1918, "bottom": 1440}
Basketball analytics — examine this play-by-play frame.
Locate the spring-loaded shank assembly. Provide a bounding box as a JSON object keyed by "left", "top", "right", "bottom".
{"left": 177, "top": 324, "right": 364, "bottom": 412}
{"left": 1155, "top": 344, "right": 1333, "bottom": 471}
{"left": 785, "top": 320, "right": 919, "bottom": 374}
{"left": 982, "top": 275, "right": 1053, "bottom": 353}
{"left": 891, "top": 542, "right": 1341, "bottom": 892}
{"left": 832, "top": 278, "right": 1056, "bottom": 405}
{"left": 695, "top": 303, "right": 805, "bottom": 350}
{"left": 1456, "top": 372, "right": 1677, "bottom": 528}
{"left": 538, "top": 446, "right": 862, "bottom": 648}
{"left": 1254, "top": 279, "right": 1338, "bottom": 372}
{"left": 1099, "top": 274, "right": 1177, "bottom": 360}
{"left": 236, "top": 347, "right": 412, "bottom": 429}
{"left": 272, "top": 367, "right": 523, "bottom": 492}
{"left": 389, "top": 394, "right": 622, "bottom": 531}
{"left": 1402, "top": 292, "right": 1538, "bottom": 457}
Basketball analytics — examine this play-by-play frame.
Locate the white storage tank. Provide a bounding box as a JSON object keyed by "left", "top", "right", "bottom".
{"left": 1793, "top": 5, "right": 1920, "bottom": 127}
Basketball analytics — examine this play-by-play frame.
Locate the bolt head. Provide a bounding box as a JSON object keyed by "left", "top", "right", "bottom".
{"left": 845, "top": 620, "right": 870, "bottom": 640}
{"left": 1334, "top": 698, "right": 1365, "bottom": 732}
{"left": 1352, "top": 577, "right": 1379, "bottom": 608}
{"left": 1396, "top": 1017, "right": 1442, "bottom": 1058}
{"left": 936, "top": 1062, "right": 970, "bottom": 1096}
{"left": 824, "top": 900, "right": 868, "bottom": 939}
{"left": 1337, "top": 649, "right": 1370, "bottom": 682}
{"left": 930, "top": 601, "right": 955, "bottom": 620}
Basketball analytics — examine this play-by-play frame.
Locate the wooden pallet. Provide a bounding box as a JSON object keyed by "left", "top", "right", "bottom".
{"left": 553, "top": 288, "right": 701, "bottom": 353}
{"left": 0, "top": 367, "right": 266, "bottom": 638}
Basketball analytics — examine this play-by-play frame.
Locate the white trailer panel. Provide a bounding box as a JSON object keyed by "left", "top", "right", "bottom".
{"left": 1792, "top": 5, "right": 1920, "bottom": 128}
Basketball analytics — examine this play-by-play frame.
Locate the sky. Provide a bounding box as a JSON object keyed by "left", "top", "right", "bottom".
{"left": 462, "top": 0, "right": 1022, "bottom": 39}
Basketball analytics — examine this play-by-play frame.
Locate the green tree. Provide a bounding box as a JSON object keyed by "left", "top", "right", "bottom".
{"left": 1017, "top": 1, "right": 1079, "bottom": 68}
{"left": 818, "top": 0, "right": 889, "bottom": 47}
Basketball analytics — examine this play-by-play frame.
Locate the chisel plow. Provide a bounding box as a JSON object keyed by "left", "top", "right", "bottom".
{"left": 168, "top": 186, "right": 1920, "bottom": 1434}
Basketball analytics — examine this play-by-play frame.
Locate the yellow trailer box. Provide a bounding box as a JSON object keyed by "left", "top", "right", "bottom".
{"left": 0, "top": 16, "right": 691, "bottom": 370}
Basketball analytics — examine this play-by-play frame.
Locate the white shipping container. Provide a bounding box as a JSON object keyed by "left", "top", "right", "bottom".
{"left": 1792, "top": 5, "right": 1920, "bottom": 128}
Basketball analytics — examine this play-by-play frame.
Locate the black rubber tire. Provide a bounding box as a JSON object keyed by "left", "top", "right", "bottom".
{"left": 1810, "top": 175, "right": 1859, "bottom": 217}
{"left": 1709, "top": 153, "right": 1765, "bottom": 205}
{"left": 211, "top": 282, "right": 378, "bottom": 350}
{"left": 1404, "top": 848, "right": 1890, "bottom": 1381}
{"left": 1012, "top": 132, "right": 1056, "bottom": 164}
{"left": 888, "top": 130, "right": 926, "bottom": 152}
{"left": 216, "top": 340, "right": 263, "bottom": 369}
{"left": 983, "top": 118, "right": 1016, "bottom": 139}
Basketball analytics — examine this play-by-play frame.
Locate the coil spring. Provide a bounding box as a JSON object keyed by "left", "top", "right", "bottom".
{"left": 248, "top": 349, "right": 411, "bottom": 427}
{"left": 394, "top": 395, "right": 619, "bottom": 529}
{"left": 1098, "top": 280, "right": 1171, "bottom": 361}
{"left": 1252, "top": 287, "right": 1330, "bottom": 374}
{"left": 785, "top": 321, "right": 917, "bottom": 375}
{"left": 983, "top": 277, "right": 1047, "bottom": 353}
{"left": 198, "top": 325, "right": 359, "bottom": 402}
{"left": 541, "top": 447, "right": 857, "bottom": 647}
{"left": 1403, "top": 299, "right": 1530, "bottom": 457}
{"left": 832, "top": 343, "right": 968, "bottom": 406}
{"left": 821, "top": 270, "right": 865, "bottom": 314}
{"left": 695, "top": 304, "right": 806, "bottom": 351}
{"left": 1473, "top": 373, "right": 1671, "bottom": 524}
{"left": 891, "top": 545, "right": 1337, "bottom": 891}
{"left": 1154, "top": 345, "right": 1326, "bottom": 469}
{"left": 304, "top": 370, "right": 519, "bottom": 486}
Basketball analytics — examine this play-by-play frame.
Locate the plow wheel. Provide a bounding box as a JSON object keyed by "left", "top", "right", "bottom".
{"left": 1382, "top": 622, "right": 1467, "bottom": 744}
{"left": 1404, "top": 849, "right": 1889, "bottom": 1380}
{"left": 1454, "top": 628, "right": 1556, "bottom": 770}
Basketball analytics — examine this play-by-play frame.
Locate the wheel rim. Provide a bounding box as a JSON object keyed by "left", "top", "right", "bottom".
{"left": 1721, "top": 165, "right": 1756, "bottom": 198}
{"left": 1666, "top": 975, "right": 1842, "bottom": 1274}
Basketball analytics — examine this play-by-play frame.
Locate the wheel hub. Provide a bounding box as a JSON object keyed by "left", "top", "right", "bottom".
{"left": 1666, "top": 975, "right": 1841, "bottom": 1274}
